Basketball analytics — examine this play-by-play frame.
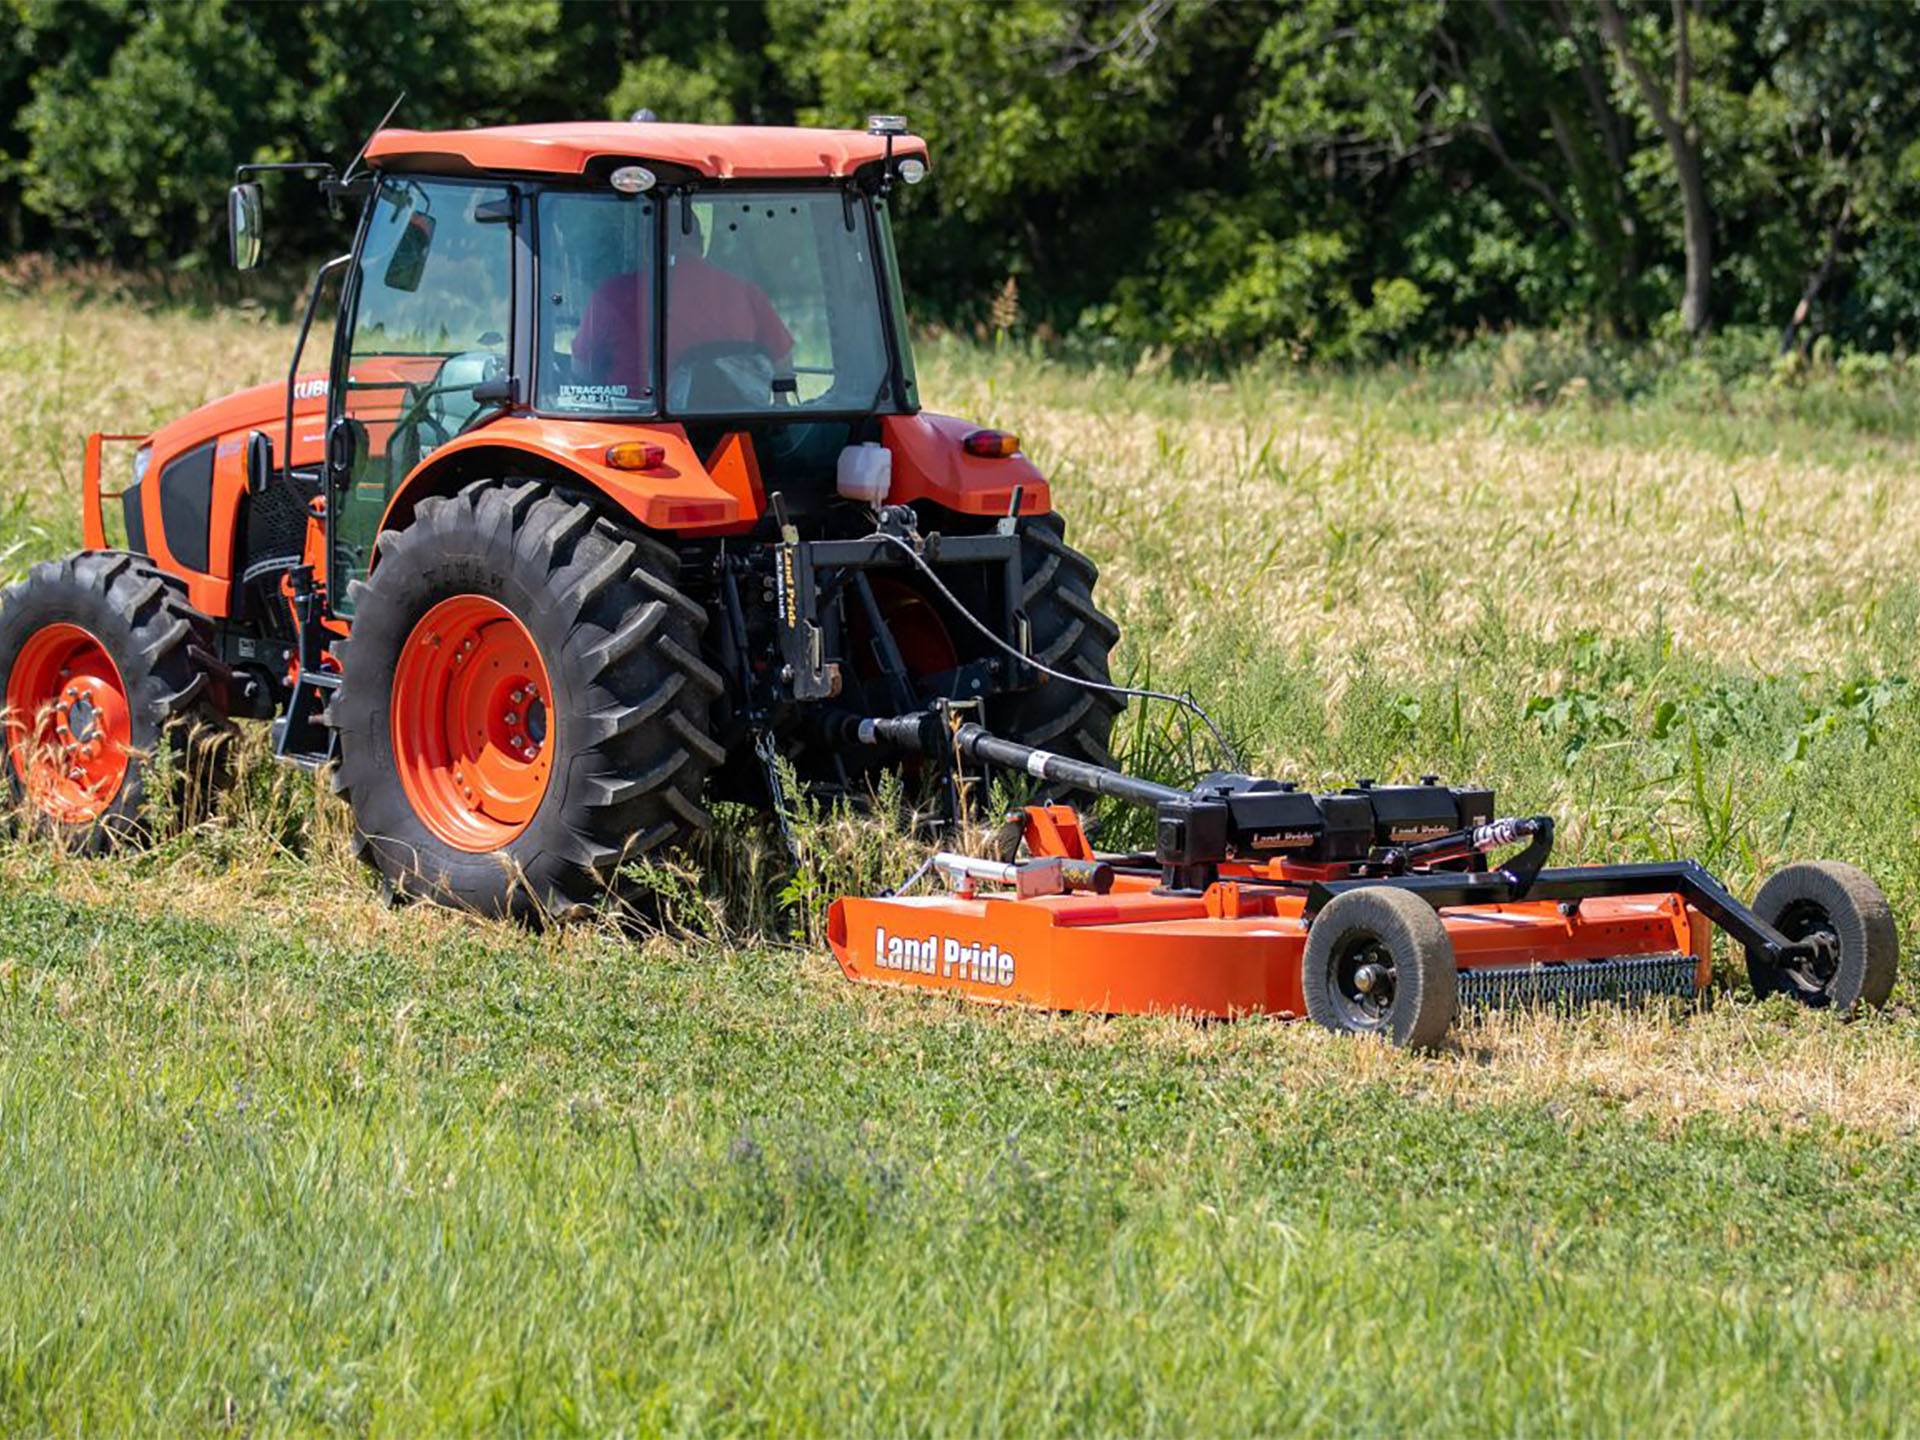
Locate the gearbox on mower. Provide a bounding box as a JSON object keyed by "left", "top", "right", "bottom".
{"left": 0, "top": 115, "right": 1122, "bottom": 915}
{"left": 824, "top": 711, "right": 1899, "bottom": 1047}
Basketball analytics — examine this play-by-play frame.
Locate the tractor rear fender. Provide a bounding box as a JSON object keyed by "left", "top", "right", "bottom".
{"left": 374, "top": 417, "right": 743, "bottom": 547}
{"left": 882, "top": 412, "right": 1050, "bottom": 516}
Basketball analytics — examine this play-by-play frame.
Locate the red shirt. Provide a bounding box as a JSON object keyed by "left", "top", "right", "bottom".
{"left": 572, "top": 255, "right": 794, "bottom": 401}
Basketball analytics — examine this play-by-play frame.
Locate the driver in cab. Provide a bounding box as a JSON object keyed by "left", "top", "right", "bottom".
{"left": 572, "top": 212, "right": 793, "bottom": 407}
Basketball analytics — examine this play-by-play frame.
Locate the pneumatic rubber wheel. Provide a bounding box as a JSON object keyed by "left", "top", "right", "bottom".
{"left": 989, "top": 513, "right": 1126, "bottom": 769}
{"left": 1745, "top": 860, "right": 1897, "bottom": 1011}
{"left": 1303, "top": 887, "right": 1459, "bottom": 1049}
{"left": 0, "top": 552, "right": 229, "bottom": 852}
{"left": 327, "top": 479, "right": 723, "bottom": 919}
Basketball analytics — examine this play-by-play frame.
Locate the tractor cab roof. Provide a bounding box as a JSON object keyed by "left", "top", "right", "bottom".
{"left": 363, "top": 121, "right": 929, "bottom": 183}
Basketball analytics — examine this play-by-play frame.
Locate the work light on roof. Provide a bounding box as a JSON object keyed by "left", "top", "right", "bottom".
{"left": 609, "top": 165, "right": 656, "bottom": 195}
{"left": 867, "top": 114, "right": 909, "bottom": 137}
{"left": 897, "top": 157, "right": 927, "bottom": 185}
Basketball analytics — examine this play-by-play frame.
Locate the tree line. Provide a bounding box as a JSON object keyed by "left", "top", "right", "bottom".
{"left": 5, "top": 0, "right": 1920, "bottom": 360}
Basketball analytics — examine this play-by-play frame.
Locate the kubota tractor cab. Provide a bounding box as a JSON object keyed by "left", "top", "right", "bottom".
{"left": 0, "top": 117, "right": 1122, "bottom": 916}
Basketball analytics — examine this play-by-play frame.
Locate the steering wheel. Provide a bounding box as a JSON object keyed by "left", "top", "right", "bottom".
{"left": 668, "top": 340, "right": 782, "bottom": 411}
{"left": 391, "top": 385, "right": 452, "bottom": 480}
{"left": 391, "top": 351, "right": 504, "bottom": 475}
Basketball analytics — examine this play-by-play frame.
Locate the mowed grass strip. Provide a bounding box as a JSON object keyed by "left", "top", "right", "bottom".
{"left": 4, "top": 886, "right": 1920, "bottom": 1436}
{"left": 4, "top": 279, "right": 1920, "bottom": 1433}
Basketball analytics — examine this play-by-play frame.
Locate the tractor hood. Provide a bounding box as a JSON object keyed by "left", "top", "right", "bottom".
{"left": 146, "top": 374, "right": 331, "bottom": 472}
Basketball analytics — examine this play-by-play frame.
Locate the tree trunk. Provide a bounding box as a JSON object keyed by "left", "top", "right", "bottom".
{"left": 1596, "top": 0, "right": 1712, "bottom": 335}
{"left": 1780, "top": 194, "right": 1852, "bottom": 355}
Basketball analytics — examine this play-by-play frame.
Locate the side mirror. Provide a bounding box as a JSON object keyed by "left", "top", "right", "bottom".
{"left": 382, "top": 212, "right": 436, "bottom": 293}
{"left": 245, "top": 430, "right": 274, "bottom": 496}
{"left": 228, "top": 182, "right": 264, "bottom": 270}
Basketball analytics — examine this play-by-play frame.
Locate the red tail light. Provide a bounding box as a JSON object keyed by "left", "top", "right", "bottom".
{"left": 963, "top": 429, "right": 1020, "bottom": 459}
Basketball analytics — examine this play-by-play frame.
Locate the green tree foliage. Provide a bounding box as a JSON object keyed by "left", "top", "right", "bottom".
{"left": 7, "top": 0, "right": 1920, "bottom": 359}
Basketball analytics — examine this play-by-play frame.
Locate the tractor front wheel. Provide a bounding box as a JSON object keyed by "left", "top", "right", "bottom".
{"left": 0, "top": 552, "right": 229, "bottom": 851}
{"left": 328, "top": 480, "right": 723, "bottom": 919}
{"left": 1302, "top": 886, "right": 1459, "bottom": 1049}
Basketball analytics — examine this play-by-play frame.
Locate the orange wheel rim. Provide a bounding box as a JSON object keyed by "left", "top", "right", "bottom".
{"left": 391, "top": 595, "right": 555, "bottom": 852}
{"left": 4, "top": 622, "right": 133, "bottom": 824}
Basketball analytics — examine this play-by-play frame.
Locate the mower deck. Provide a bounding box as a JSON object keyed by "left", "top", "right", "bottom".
{"left": 829, "top": 863, "right": 1709, "bottom": 1018}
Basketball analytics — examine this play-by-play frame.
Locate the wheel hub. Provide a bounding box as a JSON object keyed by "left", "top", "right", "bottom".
{"left": 3, "top": 623, "right": 132, "bottom": 824}
{"left": 1774, "top": 900, "right": 1841, "bottom": 997}
{"left": 1353, "top": 961, "right": 1395, "bottom": 997}
{"left": 390, "top": 595, "right": 555, "bottom": 852}
{"left": 1332, "top": 935, "right": 1398, "bottom": 1027}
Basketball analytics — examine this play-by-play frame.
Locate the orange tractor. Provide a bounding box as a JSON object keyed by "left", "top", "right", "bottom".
{"left": 1, "top": 116, "right": 1121, "bottom": 909}
{"left": 0, "top": 116, "right": 1898, "bottom": 1047}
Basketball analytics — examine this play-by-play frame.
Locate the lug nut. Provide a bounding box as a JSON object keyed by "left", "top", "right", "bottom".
{"left": 503, "top": 711, "right": 519, "bottom": 726}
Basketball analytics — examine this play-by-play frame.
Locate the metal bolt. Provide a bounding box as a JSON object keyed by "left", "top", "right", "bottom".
{"left": 503, "top": 711, "right": 519, "bottom": 726}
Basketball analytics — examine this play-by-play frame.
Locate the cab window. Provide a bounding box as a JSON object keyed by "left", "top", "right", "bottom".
{"left": 536, "top": 191, "right": 658, "bottom": 415}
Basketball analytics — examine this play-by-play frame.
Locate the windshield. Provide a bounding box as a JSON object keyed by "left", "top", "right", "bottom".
{"left": 537, "top": 187, "right": 901, "bottom": 419}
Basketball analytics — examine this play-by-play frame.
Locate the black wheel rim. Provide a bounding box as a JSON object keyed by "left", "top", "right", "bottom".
{"left": 1329, "top": 929, "right": 1398, "bottom": 1031}
{"left": 1770, "top": 899, "right": 1841, "bottom": 1003}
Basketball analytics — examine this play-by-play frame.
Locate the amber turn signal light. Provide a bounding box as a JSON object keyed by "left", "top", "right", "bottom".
{"left": 962, "top": 429, "right": 1020, "bottom": 459}
{"left": 604, "top": 442, "right": 666, "bottom": 471}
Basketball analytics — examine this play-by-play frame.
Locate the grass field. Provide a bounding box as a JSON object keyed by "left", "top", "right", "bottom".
{"left": 4, "top": 273, "right": 1920, "bottom": 1435}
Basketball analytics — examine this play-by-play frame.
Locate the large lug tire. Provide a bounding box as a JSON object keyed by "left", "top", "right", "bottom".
{"left": 989, "top": 513, "right": 1125, "bottom": 768}
{"left": 0, "top": 551, "right": 230, "bottom": 852}
{"left": 1745, "top": 860, "right": 1898, "bottom": 1011}
{"left": 328, "top": 479, "right": 723, "bottom": 919}
{"left": 1302, "top": 886, "right": 1459, "bottom": 1050}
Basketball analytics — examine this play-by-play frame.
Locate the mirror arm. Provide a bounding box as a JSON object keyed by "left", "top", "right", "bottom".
{"left": 320, "top": 175, "right": 374, "bottom": 215}
{"left": 235, "top": 161, "right": 337, "bottom": 185}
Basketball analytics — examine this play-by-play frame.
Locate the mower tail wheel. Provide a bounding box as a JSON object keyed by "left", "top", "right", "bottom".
{"left": 0, "top": 552, "right": 230, "bottom": 851}
{"left": 328, "top": 478, "right": 722, "bottom": 919}
{"left": 1746, "top": 860, "right": 1898, "bottom": 1011}
{"left": 1303, "top": 886, "right": 1459, "bottom": 1049}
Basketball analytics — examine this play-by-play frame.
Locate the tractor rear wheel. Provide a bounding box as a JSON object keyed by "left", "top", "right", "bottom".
{"left": 990, "top": 513, "right": 1125, "bottom": 769}
{"left": 0, "top": 552, "right": 229, "bottom": 851}
{"left": 328, "top": 479, "right": 723, "bottom": 919}
{"left": 1302, "top": 886, "right": 1459, "bottom": 1049}
{"left": 1745, "top": 860, "right": 1897, "bottom": 1011}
